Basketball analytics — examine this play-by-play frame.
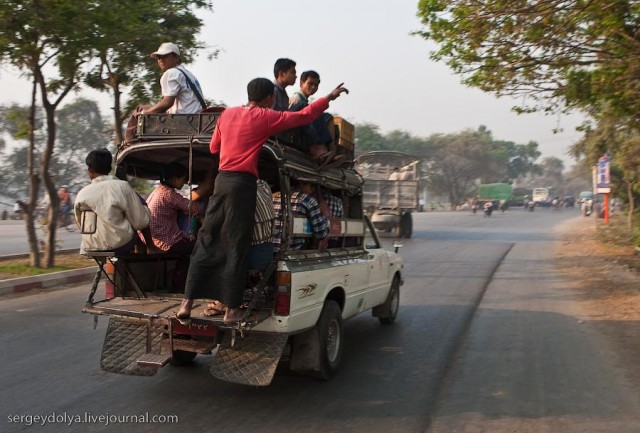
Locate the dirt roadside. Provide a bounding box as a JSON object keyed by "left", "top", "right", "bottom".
{"left": 554, "top": 215, "right": 640, "bottom": 390}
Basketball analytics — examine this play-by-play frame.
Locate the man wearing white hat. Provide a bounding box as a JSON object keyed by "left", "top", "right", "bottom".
{"left": 143, "top": 42, "right": 205, "bottom": 114}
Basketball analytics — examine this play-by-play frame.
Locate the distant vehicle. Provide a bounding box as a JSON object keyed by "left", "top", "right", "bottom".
{"left": 563, "top": 196, "right": 575, "bottom": 207}
{"left": 578, "top": 191, "right": 593, "bottom": 203}
{"left": 356, "top": 151, "right": 420, "bottom": 238}
{"left": 532, "top": 187, "right": 551, "bottom": 205}
{"left": 510, "top": 187, "right": 532, "bottom": 206}
{"left": 477, "top": 183, "right": 512, "bottom": 202}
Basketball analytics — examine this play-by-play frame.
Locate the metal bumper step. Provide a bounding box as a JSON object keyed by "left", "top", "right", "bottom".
{"left": 210, "top": 331, "right": 288, "bottom": 386}
{"left": 100, "top": 317, "right": 165, "bottom": 376}
{"left": 137, "top": 353, "right": 172, "bottom": 368}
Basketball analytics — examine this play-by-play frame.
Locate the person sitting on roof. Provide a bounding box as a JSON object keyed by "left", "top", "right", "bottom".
{"left": 288, "top": 70, "right": 344, "bottom": 168}
{"left": 141, "top": 42, "right": 206, "bottom": 115}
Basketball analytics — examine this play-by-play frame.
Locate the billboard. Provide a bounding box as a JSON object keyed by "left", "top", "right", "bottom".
{"left": 596, "top": 153, "right": 611, "bottom": 193}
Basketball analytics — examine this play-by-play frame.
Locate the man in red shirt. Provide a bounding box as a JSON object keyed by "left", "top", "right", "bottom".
{"left": 177, "top": 78, "right": 348, "bottom": 324}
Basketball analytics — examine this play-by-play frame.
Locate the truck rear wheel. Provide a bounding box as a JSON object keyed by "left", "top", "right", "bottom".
{"left": 313, "top": 300, "right": 343, "bottom": 380}
{"left": 401, "top": 213, "right": 413, "bottom": 238}
{"left": 170, "top": 349, "right": 197, "bottom": 366}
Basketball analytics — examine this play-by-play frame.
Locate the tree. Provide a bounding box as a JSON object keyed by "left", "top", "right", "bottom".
{"left": 0, "top": 104, "right": 45, "bottom": 199}
{"left": 562, "top": 163, "right": 592, "bottom": 198}
{"left": 539, "top": 157, "right": 565, "bottom": 191}
{"left": 425, "top": 129, "right": 495, "bottom": 208}
{"left": 415, "top": 1, "right": 640, "bottom": 119}
{"left": 354, "top": 123, "right": 388, "bottom": 154}
{"left": 0, "top": 1, "right": 212, "bottom": 267}
{"left": 85, "top": 0, "right": 213, "bottom": 144}
{"left": 54, "top": 98, "right": 110, "bottom": 190}
{"left": 0, "top": 0, "right": 98, "bottom": 267}
{"left": 0, "top": 99, "right": 108, "bottom": 197}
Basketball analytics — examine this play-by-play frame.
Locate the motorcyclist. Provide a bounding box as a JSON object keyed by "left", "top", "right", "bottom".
{"left": 483, "top": 201, "right": 493, "bottom": 217}
{"left": 498, "top": 199, "right": 507, "bottom": 213}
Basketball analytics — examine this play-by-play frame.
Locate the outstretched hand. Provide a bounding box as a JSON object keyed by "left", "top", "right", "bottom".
{"left": 327, "top": 83, "right": 349, "bottom": 101}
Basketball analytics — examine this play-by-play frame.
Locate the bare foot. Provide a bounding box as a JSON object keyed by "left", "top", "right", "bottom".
{"left": 175, "top": 299, "right": 193, "bottom": 324}
{"left": 223, "top": 307, "right": 244, "bottom": 325}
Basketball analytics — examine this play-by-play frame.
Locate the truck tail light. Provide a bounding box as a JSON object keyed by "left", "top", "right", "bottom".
{"left": 274, "top": 271, "right": 291, "bottom": 316}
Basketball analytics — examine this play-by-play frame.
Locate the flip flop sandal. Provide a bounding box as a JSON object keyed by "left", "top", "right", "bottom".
{"left": 174, "top": 312, "right": 191, "bottom": 325}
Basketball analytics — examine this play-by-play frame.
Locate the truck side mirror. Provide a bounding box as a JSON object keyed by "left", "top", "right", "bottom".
{"left": 392, "top": 240, "right": 404, "bottom": 253}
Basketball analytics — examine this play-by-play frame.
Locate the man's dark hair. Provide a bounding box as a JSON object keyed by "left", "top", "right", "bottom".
{"left": 273, "top": 58, "right": 296, "bottom": 78}
{"left": 300, "top": 70, "right": 320, "bottom": 82}
{"left": 161, "top": 162, "right": 188, "bottom": 186}
{"left": 86, "top": 148, "right": 112, "bottom": 175}
{"left": 247, "top": 78, "right": 275, "bottom": 102}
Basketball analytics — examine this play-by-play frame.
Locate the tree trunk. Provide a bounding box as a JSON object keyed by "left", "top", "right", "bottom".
{"left": 41, "top": 103, "right": 58, "bottom": 268}
{"left": 36, "top": 64, "right": 60, "bottom": 269}
{"left": 25, "top": 75, "right": 41, "bottom": 268}
{"left": 626, "top": 180, "right": 635, "bottom": 233}
{"left": 34, "top": 57, "right": 79, "bottom": 267}
{"left": 112, "top": 79, "right": 124, "bottom": 144}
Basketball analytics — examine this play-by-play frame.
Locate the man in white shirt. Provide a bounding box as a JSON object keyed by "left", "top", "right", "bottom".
{"left": 143, "top": 42, "right": 205, "bottom": 114}
{"left": 74, "top": 148, "right": 160, "bottom": 255}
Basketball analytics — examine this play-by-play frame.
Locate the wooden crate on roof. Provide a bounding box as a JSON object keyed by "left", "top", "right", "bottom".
{"left": 333, "top": 117, "right": 355, "bottom": 161}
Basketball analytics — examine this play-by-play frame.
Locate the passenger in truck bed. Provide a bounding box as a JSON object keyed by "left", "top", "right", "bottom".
{"left": 288, "top": 70, "right": 344, "bottom": 168}
{"left": 203, "top": 178, "right": 276, "bottom": 317}
{"left": 320, "top": 189, "right": 344, "bottom": 248}
{"left": 146, "top": 162, "right": 208, "bottom": 292}
{"left": 175, "top": 78, "right": 349, "bottom": 325}
{"left": 74, "top": 149, "right": 161, "bottom": 256}
{"left": 272, "top": 180, "right": 329, "bottom": 252}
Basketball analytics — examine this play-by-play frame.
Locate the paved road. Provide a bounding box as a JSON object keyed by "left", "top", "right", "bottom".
{"left": 0, "top": 220, "right": 81, "bottom": 255}
{"left": 1, "top": 208, "right": 638, "bottom": 432}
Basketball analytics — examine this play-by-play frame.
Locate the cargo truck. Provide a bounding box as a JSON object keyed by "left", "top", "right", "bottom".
{"left": 355, "top": 151, "right": 420, "bottom": 238}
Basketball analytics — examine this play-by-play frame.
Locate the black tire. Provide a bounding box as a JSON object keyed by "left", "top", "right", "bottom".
{"left": 401, "top": 213, "right": 412, "bottom": 238}
{"left": 170, "top": 349, "right": 197, "bottom": 366}
{"left": 313, "top": 300, "right": 343, "bottom": 380}
{"left": 377, "top": 276, "right": 400, "bottom": 324}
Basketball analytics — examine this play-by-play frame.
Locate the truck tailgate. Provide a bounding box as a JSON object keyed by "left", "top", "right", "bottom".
{"left": 83, "top": 297, "right": 273, "bottom": 329}
{"left": 363, "top": 179, "right": 419, "bottom": 209}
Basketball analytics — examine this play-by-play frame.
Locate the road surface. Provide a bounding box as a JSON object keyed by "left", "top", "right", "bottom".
{"left": 1, "top": 208, "right": 638, "bottom": 432}
{"left": 0, "top": 220, "right": 81, "bottom": 255}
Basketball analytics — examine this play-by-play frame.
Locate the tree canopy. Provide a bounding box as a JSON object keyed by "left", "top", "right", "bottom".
{"left": 84, "top": 0, "right": 213, "bottom": 143}
{"left": 0, "top": 0, "right": 212, "bottom": 266}
{"left": 415, "top": 0, "right": 640, "bottom": 119}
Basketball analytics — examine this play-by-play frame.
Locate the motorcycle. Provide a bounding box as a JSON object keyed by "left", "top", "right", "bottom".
{"left": 525, "top": 200, "right": 535, "bottom": 212}
{"left": 483, "top": 203, "right": 493, "bottom": 217}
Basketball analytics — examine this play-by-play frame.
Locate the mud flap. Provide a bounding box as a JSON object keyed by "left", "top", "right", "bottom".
{"left": 210, "top": 331, "right": 288, "bottom": 386}
{"left": 100, "top": 317, "right": 165, "bottom": 376}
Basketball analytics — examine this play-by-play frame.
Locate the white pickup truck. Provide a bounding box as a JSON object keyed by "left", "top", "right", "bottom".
{"left": 82, "top": 114, "right": 404, "bottom": 386}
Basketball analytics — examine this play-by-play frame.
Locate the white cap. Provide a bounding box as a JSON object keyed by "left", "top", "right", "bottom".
{"left": 150, "top": 42, "right": 180, "bottom": 58}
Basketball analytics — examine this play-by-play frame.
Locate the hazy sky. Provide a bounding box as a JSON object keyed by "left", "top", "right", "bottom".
{"left": 0, "top": 0, "right": 586, "bottom": 165}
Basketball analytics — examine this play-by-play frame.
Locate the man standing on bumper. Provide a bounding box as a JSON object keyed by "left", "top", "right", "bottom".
{"left": 177, "top": 78, "right": 348, "bottom": 324}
